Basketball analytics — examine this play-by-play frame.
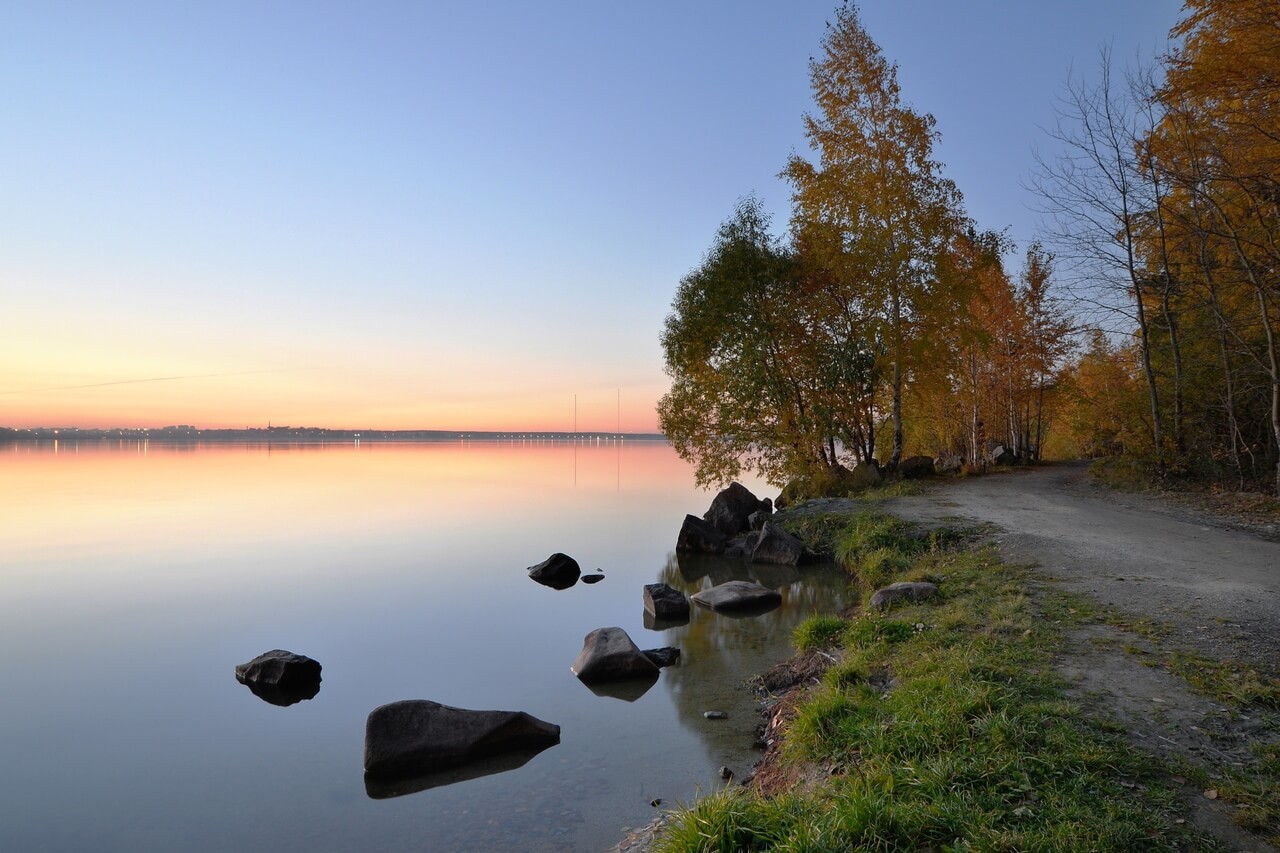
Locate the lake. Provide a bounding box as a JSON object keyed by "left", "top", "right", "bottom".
{"left": 0, "top": 439, "right": 853, "bottom": 852}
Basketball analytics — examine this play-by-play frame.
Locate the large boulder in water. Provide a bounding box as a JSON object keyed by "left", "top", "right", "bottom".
{"left": 364, "top": 699, "right": 560, "bottom": 780}
{"left": 703, "top": 482, "right": 766, "bottom": 536}
{"left": 692, "top": 580, "right": 782, "bottom": 613}
{"left": 527, "top": 553, "right": 581, "bottom": 589}
{"left": 750, "top": 520, "right": 804, "bottom": 566}
{"left": 899, "top": 455, "right": 935, "bottom": 479}
{"left": 571, "top": 627, "right": 660, "bottom": 683}
{"left": 676, "top": 514, "right": 726, "bottom": 554}
{"left": 643, "top": 583, "right": 690, "bottom": 621}
{"left": 235, "top": 649, "right": 321, "bottom": 705}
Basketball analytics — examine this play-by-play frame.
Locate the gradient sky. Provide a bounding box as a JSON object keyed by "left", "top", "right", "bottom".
{"left": 1, "top": 1, "right": 1178, "bottom": 432}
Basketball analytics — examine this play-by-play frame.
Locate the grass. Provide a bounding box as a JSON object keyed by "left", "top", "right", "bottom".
{"left": 654, "top": 512, "right": 1225, "bottom": 852}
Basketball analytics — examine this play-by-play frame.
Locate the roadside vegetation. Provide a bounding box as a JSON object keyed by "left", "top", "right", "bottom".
{"left": 653, "top": 510, "right": 1275, "bottom": 851}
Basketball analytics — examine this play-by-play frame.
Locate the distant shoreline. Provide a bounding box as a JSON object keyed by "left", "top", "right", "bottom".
{"left": 0, "top": 426, "right": 667, "bottom": 443}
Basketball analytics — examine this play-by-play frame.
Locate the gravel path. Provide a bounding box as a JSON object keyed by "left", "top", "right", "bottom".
{"left": 885, "top": 461, "right": 1280, "bottom": 669}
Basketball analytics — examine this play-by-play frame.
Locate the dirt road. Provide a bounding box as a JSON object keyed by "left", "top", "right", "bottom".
{"left": 888, "top": 462, "right": 1280, "bottom": 852}
{"left": 887, "top": 461, "right": 1280, "bottom": 669}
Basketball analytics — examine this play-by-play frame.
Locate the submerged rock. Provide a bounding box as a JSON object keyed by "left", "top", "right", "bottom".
{"left": 691, "top": 580, "right": 782, "bottom": 613}
{"left": 235, "top": 650, "right": 321, "bottom": 706}
{"left": 641, "top": 647, "right": 681, "bottom": 668}
{"left": 868, "top": 581, "right": 940, "bottom": 611}
{"left": 676, "top": 514, "right": 727, "bottom": 554}
{"left": 527, "top": 553, "right": 581, "bottom": 589}
{"left": 571, "top": 627, "right": 660, "bottom": 683}
{"left": 363, "top": 699, "right": 560, "bottom": 781}
{"left": 642, "top": 583, "right": 690, "bottom": 621}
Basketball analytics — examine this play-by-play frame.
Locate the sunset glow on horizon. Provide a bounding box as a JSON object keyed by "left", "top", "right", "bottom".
{"left": 1, "top": 2, "right": 1175, "bottom": 434}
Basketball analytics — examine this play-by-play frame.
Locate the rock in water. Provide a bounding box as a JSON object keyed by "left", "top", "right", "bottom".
{"left": 364, "top": 699, "right": 560, "bottom": 780}
{"left": 676, "top": 514, "right": 727, "bottom": 554}
{"left": 235, "top": 650, "right": 322, "bottom": 705}
{"left": 571, "top": 627, "right": 660, "bottom": 683}
{"left": 750, "top": 520, "right": 804, "bottom": 566}
{"left": 641, "top": 647, "right": 681, "bottom": 668}
{"left": 691, "top": 581, "right": 782, "bottom": 613}
{"left": 527, "top": 553, "right": 581, "bottom": 589}
{"left": 643, "top": 582, "right": 690, "bottom": 620}
{"left": 868, "top": 581, "right": 940, "bottom": 611}
{"left": 703, "top": 482, "right": 766, "bottom": 536}
{"left": 581, "top": 571, "right": 605, "bottom": 585}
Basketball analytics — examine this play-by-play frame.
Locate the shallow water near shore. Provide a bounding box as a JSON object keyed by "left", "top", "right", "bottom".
{"left": 0, "top": 440, "right": 852, "bottom": 852}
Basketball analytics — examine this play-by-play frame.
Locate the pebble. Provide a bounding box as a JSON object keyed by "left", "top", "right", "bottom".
{"left": 719, "top": 765, "right": 733, "bottom": 780}
{"left": 703, "top": 710, "right": 728, "bottom": 720}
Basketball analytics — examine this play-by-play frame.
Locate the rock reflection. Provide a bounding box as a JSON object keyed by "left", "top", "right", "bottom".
{"left": 580, "top": 672, "right": 659, "bottom": 702}
{"left": 643, "top": 610, "right": 690, "bottom": 631}
{"left": 238, "top": 679, "right": 321, "bottom": 707}
{"left": 364, "top": 741, "right": 558, "bottom": 799}
{"left": 653, "top": 552, "right": 856, "bottom": 751}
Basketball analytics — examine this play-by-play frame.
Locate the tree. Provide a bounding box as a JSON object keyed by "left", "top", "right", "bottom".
{"left": 784, "top": 3, "right": 966, "bottom": 469}
{"left": 657, "top": 197, "right": 879, "bottom": 487}
{"left": 1031, "top": 48, "right": 1168, "bottom": 468}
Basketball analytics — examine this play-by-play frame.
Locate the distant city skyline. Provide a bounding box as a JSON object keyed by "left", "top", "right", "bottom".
{"left": 1, "top": 2, "right": 1178, "bottom": 432}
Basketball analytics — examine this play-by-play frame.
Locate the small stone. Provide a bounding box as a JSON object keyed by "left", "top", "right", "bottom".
{"left": 650, "top": 798, "right": 662, "bottom": 807}
{"left": 718, "top": 766, "right": 733, "bottom": 780}
{"left": 1203, "top": 788, "right": 1218, "bottom": 800}
{"left": 582, "top": 572, "right": 605, "bottom": 585}
{"left": 703, "top": 710, "right": 728, "bottom": 720}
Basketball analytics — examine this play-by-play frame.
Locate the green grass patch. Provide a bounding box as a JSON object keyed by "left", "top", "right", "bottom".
{"left": 655, "top": 541, "right": 1222, "bottom": 852}
{"left": 793, "top": 615, "right": 847, "bottom": 652}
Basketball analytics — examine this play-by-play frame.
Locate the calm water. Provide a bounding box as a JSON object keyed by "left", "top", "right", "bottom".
{"left": 0, "top": 440, "right": 853, "bottom": 852}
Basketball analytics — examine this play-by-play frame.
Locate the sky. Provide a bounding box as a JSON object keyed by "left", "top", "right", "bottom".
{"left": 0, "top": 1, "right": 1180, "bottom": 432}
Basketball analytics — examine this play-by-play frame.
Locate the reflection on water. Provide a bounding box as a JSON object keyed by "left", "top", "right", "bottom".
{"left": 364, "top": 741, "right": 561, "bottom": 800}
{"left": 0, "top": 440, "right": 853, "bottom": 852}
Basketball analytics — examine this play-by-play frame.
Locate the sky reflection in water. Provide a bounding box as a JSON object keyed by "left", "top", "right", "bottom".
{"left": 0, "top": 441, "right": 853, "bottom": 852}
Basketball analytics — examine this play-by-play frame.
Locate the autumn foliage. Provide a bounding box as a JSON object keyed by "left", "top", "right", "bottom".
{"left": 662, "top": 1, "right": 1280, "bottom": 495}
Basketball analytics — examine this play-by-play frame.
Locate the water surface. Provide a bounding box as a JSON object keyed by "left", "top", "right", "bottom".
{"left": 0, "top": 440, "right": 852, "bottom": 851}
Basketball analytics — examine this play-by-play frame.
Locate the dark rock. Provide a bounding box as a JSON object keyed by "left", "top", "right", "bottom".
{"left": 847, "top": 462, "right": 882, "bottom": 489}
{"left": 748, "top": 510, "right": 770, "bottom": 531}
{"left": 703, "top": 482, "right": 767, "bottom": 536}
{"left": 581, "top": 571, "right": 605, "bottom": 585}
{"left": 750, "top": 520, "right": 804, "bottom": 566}
{"left": 868, "top": 581, "right": 940, "bottom": 611}
{"left": 703, "top": 710, "right": 728, "bottom": 720}
{"left": 571, "top": 627, "right": 660, "bottom": 683}
{"left": 643, "top": 609, "right": 689, "bottom": 631}
{"left": 760, "top": 497, "right": 773, "bottom": 514}
{"left": 641, "top": 647, "right": 681, "bottom": 668}
{"left": 643, "top": 583, "right": 690, "bottom": 621}
{"left": 899, "top": 455, "right": 935, "bottom": 479}
{"left": 235, "top": 650, "right": 321, "bottom": 706}
{"left": 719, "top": 765, "right": 733, "bottom": 780}
{"left": 692, "top": 580, "right": 782, "bottom": 613}
{"left": 363, "top": 700, "right": 560, "bottom": 781}
{"left": 527, "top": 553, "right": 581, "bottom": 589}
{"left": 993, "top": 448, "right": 1017, "bottom": 466}
{"left": 676, "top": 514, "right": 727, "bottom": 554}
